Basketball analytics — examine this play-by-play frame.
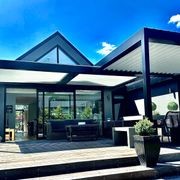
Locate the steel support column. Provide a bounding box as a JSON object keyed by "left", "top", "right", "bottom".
{"left": 177, "top": 79, "right": 180, "bottom": 111}
{"left": 141, "top": 30, "right": 152, "bottom": 121}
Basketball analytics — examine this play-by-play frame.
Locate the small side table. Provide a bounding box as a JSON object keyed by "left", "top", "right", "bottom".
{"left": 112, "top": 127, "right": 135, "bottom": 148}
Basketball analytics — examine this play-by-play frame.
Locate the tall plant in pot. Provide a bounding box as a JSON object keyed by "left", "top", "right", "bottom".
{"left": 134, "top": 117, "right": 160, "bottom": 167}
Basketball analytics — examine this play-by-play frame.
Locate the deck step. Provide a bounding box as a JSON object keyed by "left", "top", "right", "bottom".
{"left": 24, "top": 161, "right": 180, "bottom": 180}
{"left": 0, "top": 151, "right": 180, "bottom": 179}
{"left": 0, "top": 156, "right": 139, "bottom": 180}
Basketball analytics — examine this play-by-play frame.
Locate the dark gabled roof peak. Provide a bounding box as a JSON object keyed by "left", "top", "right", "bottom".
{"left": 16, "top": 31, "right": 93, "bottom": 66}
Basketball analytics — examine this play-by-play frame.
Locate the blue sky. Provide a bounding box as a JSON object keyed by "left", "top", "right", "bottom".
{"left": 0, "top": 0, "right": 180, "bottom": 64}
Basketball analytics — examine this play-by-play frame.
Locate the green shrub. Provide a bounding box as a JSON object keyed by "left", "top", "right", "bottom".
{"left": 152, "top": 102, "right": 157, "bottom": 111}
{"left": 134, "top": 117, "right": 155, "bottom": 136}
{"left": 167, "top": 101, "right": 178, "bottom": 111}
{"left": 81, "top": 106, "right": 92, "bottom": 119}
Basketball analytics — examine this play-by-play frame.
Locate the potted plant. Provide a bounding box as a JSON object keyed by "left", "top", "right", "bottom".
{"left": 134, "top": 117, "right": 160, "bottom": 167}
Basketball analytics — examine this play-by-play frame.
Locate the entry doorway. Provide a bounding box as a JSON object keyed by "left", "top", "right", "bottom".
{"left": 5, "top": 88, "right": 37, "bottom": 142}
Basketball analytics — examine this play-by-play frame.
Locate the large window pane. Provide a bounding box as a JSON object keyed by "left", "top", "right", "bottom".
{"left": 44, "top": 92, "right": 74, "bottom": 121}
{"left": 76, "top": 90, "right": 102, "bottom": 122}
{"left": 38, "top": 48, "right": 57, "bottom": 64}
{"left": 58, "top": 49, "right": 77, "bottom": 65}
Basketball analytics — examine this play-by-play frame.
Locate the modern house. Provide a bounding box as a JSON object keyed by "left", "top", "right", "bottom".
{"left": 0, "top": 27, "right": 180, "bottom": 142}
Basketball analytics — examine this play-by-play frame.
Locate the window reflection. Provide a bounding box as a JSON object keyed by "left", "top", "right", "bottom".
{"left": 75, "top": 90, "right": 102, "bottom": 122}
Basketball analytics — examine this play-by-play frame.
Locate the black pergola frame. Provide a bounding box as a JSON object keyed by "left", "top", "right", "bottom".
{"left": 97, "top": 28, "right": 180, "bottom": 120}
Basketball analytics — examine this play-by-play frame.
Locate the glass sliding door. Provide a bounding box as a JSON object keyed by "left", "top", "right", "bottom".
{"left": 37, "top": 90, "right": 103, "bottom": 138}
{"left": 38, "top": 91, "right": 74, "bottom": 138}
{"left": 75, "top": 90, "right": 102, "bottom": 133}
{"left": 6, "top": 88, "right": 37, "bottom": 141}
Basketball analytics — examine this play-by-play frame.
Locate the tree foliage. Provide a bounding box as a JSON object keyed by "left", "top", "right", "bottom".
{"left": 167, "top": 101, "right": 178, "bottom": 111}
{"left": 152, "top": 102, "right": 157, "bottom": 111}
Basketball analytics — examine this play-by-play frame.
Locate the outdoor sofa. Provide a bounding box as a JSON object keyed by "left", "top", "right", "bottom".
{"left": 46, "top": 119, "right": 99, "bottom": 140}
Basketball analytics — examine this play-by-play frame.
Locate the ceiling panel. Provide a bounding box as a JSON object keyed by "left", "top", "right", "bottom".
{"left": 104, "top": 42, "right": 180, "bottom": 75}
{"left": 149, "top": 42, "right": 180, "bottom": 74}
{"left": 68, "top": 74, "right": 135, "bottom": 87}
{"left": 0, "top": 69, "right": 67, "bottom": 83}
{"left": 105, "top": 47, "right": 142, "bottom": 73}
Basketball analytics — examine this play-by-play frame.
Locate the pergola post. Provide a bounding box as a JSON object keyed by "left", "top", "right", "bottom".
{"left": 141, "top": 29, "right": 152, "bottom": 121}
{"left": 177, "top": 79, "right": 180, "bottom": 111}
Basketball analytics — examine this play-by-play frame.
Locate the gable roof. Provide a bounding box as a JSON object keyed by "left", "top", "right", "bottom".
{"left": 16, "top": 31, "right": 93, "bottom": 66}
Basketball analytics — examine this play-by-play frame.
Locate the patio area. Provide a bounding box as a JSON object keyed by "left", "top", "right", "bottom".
{"left": 0, "top": 139, "right": 179, "bottom": 179}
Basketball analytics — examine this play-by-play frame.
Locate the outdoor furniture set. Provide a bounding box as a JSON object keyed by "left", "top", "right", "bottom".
{"left": 112, "top": 111, "right": 180, "bottom": 148}
{"left": 46, "top": 112, "right": 180, "bottom": 145}
{"left": 46, "top": 119, "right": 99, "bottom": 141}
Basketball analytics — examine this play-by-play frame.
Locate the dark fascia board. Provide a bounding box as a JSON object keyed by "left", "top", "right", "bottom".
{"left": 0, "top": 59, "right": 141, "bottom": 76}
{"left": 2, "top": 82, "right": 105, "bottom": 90}
{"left": 16, "top": 31, "right": 93, "bottom": 66}
{"left": 0, "top": 59, "right": 98, "bottom": 74}
{"left": 95, "top": 28, "right": 144, "bottom": 69}
{"left": 145, "top": 27, "right": 180, "bottom": 45}
{"left": 0, "top": 59, "right": 176, "bottom": 77}
{"left": 126, "top": 76, "right": 173, "bottom": 92}
{"left": 0, "top": 59, "right": 132, "bottom": 76}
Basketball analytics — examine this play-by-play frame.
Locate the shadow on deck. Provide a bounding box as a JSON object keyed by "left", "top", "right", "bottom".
{"left": 1, "top": 138, "right": 114, "bottom": 154}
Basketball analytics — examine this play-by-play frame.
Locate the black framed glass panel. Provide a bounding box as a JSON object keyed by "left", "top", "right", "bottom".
{"left": 75, "top": 90, "right": 102, "bottom": 121}
{"left": 44, "top": 92, "right": 74, "bottom": 121}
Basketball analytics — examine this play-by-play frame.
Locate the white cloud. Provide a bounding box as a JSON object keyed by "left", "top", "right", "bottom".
{"left": 97, "top": 42, "right": 117, "bottom": 56}
{"left": 168, "top": 14, "right": 180, "bottom": 28}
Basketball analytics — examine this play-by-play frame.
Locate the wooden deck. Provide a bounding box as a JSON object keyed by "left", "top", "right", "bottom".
{"left": 0, "top": 139, "right": 179, "bottom": 179}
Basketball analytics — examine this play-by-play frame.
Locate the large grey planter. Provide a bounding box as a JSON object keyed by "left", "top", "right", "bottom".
{"left": 134, "top": 135, "right": 160, "bottom": 167}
